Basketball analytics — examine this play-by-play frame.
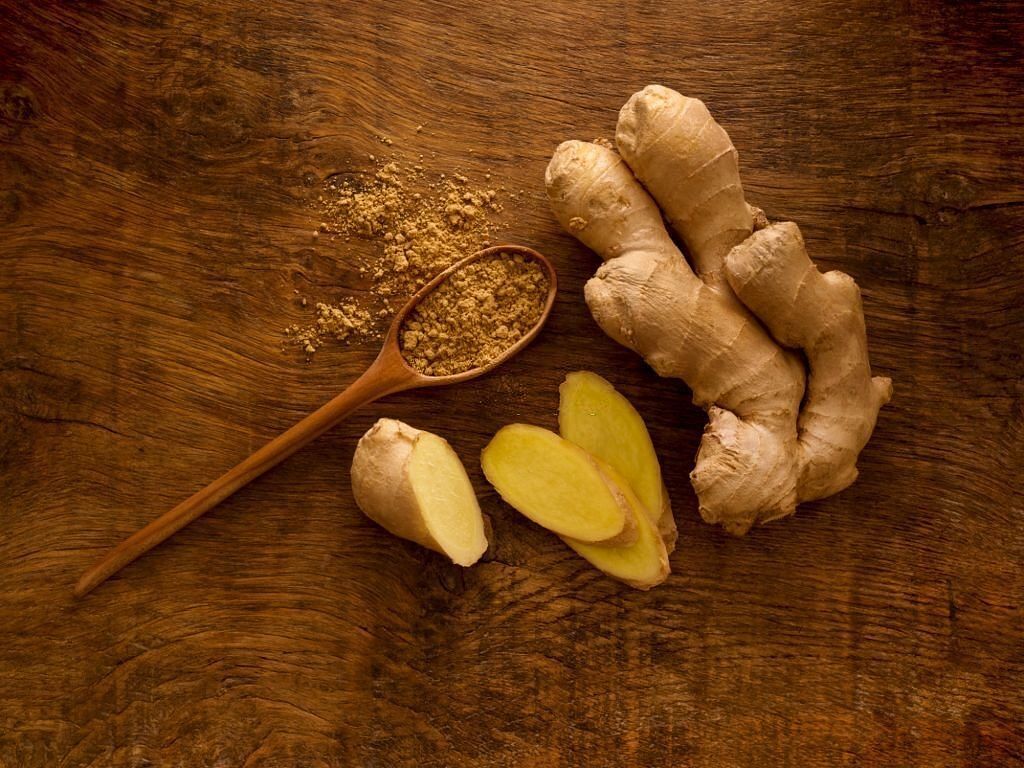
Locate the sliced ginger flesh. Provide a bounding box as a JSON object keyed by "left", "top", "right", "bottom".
{"left": 482, "top": 425, "right": 627, "bottom": 542}
{"left": 564, "top": 473, "right": 667, "bottom": 588}
{"left": 559, "top": 372, "right": 663, "bottom": 526}
{"left": 408, "top": 433, "right": 487, "bottom": 566}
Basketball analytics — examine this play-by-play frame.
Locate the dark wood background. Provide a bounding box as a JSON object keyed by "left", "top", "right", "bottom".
{"left": 2, "top": 1, "right": 1023, "bottom": 765}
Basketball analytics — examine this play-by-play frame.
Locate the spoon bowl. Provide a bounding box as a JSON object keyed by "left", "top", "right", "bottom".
{"left": 377, "top": 243, "right": 557, "bottom": 387}
{"left": 74, "top": 244, "right": 557, "bottom": 597}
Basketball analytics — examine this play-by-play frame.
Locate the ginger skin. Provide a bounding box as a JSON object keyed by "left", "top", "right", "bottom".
{"left": 546, "top": 85, "right": 891, "bottom": 534}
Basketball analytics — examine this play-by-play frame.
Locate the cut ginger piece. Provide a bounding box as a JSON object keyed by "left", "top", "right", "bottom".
{"left": 563, "top": 465, "right": 669, "bottom": 590}
{"left": 559, "top": 371, "right": 677, "bottom": 552}
{"left": 481, "top": 424, "right": 637, "bottom": 545}
{"left": 351, "top": 419, "right": 487, "bottom": 566}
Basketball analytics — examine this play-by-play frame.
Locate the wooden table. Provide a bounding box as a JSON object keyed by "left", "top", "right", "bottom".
{"left": 2, "top": 1, "right": 1022, "bottom": 765}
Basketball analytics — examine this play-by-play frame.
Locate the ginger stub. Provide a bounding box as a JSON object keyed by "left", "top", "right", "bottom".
{"left": 351, "top": 419, "right": 488, "bottom": 566}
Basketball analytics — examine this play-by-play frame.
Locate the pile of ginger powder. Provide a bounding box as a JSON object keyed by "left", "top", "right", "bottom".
{"left": 287, "top": 153, "right": 514, "bottom": 356}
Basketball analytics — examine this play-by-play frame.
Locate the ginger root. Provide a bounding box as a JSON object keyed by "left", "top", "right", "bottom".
{"left": 546, "top": 85, "right": 892, "bottom": 534}
{"left": 559, "top": 371, "right": 677, "bottom": 551}
{"left": 351, "top": 419, "right": 488, "bottom": 566}
{"left": 481, "top": 424, "right": 638, "bottom": 546}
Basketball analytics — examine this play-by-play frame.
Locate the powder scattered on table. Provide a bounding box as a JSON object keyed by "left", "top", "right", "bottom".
{"left": 399, "top": 251, "right": 549, "bottom": 377}
{"left": 285, "top": 301, "right": 372, "bottom": 354}
{"left": 286, "top": 154, "right": 506, "bottom": 356}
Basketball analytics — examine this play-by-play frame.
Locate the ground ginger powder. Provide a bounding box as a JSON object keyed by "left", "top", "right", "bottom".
{"left": 286, "top": 301, "right": 372, "bottom": 355}
{"left": 399, "top": 252, "right": 548, "bottom": 377}
{"left": 286, "top": 155, "right": 506, "bottom": 356}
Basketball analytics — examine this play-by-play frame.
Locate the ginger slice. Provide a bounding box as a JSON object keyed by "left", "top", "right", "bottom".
{"left": 558, "top": 371, "right": 677, "bottom": 552}
{"left": 562, "top": 465, "right": 669, "bottom": 590}
{"left": 481, "top": 424, "right": 637, "bottom": 545}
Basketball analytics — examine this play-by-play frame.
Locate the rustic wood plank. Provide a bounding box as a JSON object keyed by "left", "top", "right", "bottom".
{"left": 1, "top": 0, "right": 1023, "bottom": 765}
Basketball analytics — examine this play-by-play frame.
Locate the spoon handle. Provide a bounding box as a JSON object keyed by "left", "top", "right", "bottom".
{"left": 74, "top": 357, "right": 412, "bottom": 598}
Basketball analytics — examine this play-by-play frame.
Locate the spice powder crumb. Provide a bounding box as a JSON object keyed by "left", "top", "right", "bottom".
{"left": 285, "top": 301, "right": 372, "bottom": 354}
{"left": 400, "top": 252, "right": 549, "bottom": 377}
{"left": 287, "top": 153, "right": 505, "bottom": 357}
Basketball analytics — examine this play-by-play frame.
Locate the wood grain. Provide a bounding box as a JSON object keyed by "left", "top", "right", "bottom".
{"left": 2, "top": 0, "right": 1023, "bottom": 765}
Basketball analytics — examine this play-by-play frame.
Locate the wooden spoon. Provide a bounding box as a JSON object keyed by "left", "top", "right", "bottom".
{"left": 74, "top": 244, "right": 557, "bottom": 597}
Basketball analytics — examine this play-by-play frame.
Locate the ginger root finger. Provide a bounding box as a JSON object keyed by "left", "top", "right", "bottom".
{"left": 558, "top": 370, "right": 677, "bottom": 551}
{"left": 546, "top": 139, "right": 804, "bottom": 533}
{"left": 616, "top": 84, "right": 753, "bottom": 282}
{"left": 351, "top": 419, "right": 488, "bottom": 566}
{"left": 725, "top": 222, "right": 894, "bottom": 501}
{"left": 481, "top": 424, "right": 639, "bottom": 546}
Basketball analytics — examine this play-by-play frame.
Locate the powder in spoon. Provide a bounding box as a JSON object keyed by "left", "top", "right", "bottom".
{"left": 400, "top": 252, "right": 549, "bottom": 377}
